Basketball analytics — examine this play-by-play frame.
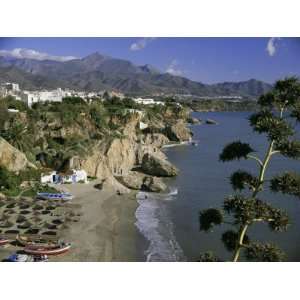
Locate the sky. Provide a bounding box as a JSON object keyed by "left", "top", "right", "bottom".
{"left": 0, "top": 37, "right": 299, "bottom": 84}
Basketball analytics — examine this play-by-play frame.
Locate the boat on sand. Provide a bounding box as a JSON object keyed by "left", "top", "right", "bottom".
{"left": 16, "top": 234, "right": 58, "bottom": 247}
{"left": 6, "top": 253, "right": 48, "bottom": 262}
{"left": 0, "top": 237, "right": 11, "bottom": 246}
{"left": 24, "top": 242, "right": 71, "bottom": 256}
{"left": 36, "top": 192, "right": 73, "bottom": 201}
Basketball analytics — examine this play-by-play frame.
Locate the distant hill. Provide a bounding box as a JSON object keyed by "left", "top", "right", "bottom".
{"left": 0, "top": 53, "right": 272, "bottom": 98}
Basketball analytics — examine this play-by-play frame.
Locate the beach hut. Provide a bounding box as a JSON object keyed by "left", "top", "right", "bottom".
{"left": 41, "top": 170, "right": 57, "bottom": 184}
{"left": 41, "top": 169, "right": 88, "bottom": 184}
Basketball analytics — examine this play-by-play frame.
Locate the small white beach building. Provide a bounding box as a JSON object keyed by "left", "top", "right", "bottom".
{"left": 41, "top": 169, "right": 88, "bottom": 184}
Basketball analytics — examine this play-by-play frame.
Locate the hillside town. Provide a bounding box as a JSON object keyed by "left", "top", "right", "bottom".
{"left": 0, "top": 82, "right": 165, "bottom": 108}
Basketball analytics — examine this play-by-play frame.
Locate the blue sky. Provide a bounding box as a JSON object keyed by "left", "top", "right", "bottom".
{"left": 0, "top": 37, "right": 299, "bottom": 84}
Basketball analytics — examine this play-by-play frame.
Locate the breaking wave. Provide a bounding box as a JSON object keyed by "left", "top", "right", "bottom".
{"left": 135, "top": 188, "right": 186, "bottom": 262}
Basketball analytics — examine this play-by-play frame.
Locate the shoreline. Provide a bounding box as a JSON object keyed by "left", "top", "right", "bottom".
{"left": 51, "top": 182, "right": 146, "bottom": 262}
{"left": 0, "top": 180, "right": 148, "bottom": 262}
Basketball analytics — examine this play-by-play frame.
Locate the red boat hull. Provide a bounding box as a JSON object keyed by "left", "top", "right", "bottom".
{"left": 0, "top": 239, "right": 11, "bottom": 246}
{"left": 24, "top": 245, "right": 71, "bottom": 256}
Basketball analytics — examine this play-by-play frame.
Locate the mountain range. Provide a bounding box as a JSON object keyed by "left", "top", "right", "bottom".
{"left": 0, "top": 52, "right": 272, "bottom": 98}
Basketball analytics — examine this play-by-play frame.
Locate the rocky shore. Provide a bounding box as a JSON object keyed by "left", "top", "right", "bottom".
{"left": 66, "top": 109, "right": 193, "bottom": 194}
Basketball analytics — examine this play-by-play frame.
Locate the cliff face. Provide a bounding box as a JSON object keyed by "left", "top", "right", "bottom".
{"left": 165, "top": 120, "right": 192, "bottom": 142}
{"left": 68, "top": 109, "right": 189, "bottom": 193}
{"left": 0, "top": 137, "right": 36, "bottom": 172}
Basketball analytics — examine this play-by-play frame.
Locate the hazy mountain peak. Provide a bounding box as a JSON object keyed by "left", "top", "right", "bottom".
{"left": 0, "top": 51, "right": 273, "bottom": 98}
{"left": 82, "top": 52, "right": 108, "bottom": 61}
{"left": 139, "top": 64, "right": 160, "bottom": 74}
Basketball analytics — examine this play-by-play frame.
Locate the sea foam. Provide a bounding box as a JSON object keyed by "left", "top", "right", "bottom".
{"left": 135, "top": 189, "right": 186, "bottom": 262}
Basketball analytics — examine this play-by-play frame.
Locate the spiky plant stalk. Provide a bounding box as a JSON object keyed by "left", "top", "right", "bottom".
{"left": 199, "top": 77, "right": 300, "bottom": 262}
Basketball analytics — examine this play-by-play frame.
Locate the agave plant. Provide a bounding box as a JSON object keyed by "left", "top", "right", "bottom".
{"left": 199, "top": 77, "right": 300, "bottom": 262}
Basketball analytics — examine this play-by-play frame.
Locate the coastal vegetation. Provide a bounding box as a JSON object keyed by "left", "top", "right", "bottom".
{"left": 0, "top": 166, "right": 56, "bottom": 197}
{"left": 0, "top": 94, "right": 190, "bottom": 196}
{"left": 199, "top": 77, "right": 300, "bottom": 262}
{"left": 187, "top": 99, "right": 258, "bottom": 112}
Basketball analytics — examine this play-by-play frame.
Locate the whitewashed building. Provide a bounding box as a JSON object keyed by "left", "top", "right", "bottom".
{"left": 41, "top": 169, "right": 88, "bottom": 184}
{"left": 133, "top": 97, "right": 165, "bottom": 106}
{"left": 21, "top": 91, "right": 39, "bottom": 107}
{"left": 21, "top": 88, "right": 67, "bottom": 107}
{"left": 134, "top": 97, "right": 155, "bottom": 105}
{"left": 2, "top": 82, "right": 20, "bottom": 92}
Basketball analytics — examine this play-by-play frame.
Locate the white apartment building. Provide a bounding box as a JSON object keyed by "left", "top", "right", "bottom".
{"left": 0, "top": 82, "right": 21, "bottom": 99}
{"left": 21, "top": 91, "right": 39, "bottom": 107}
{"left": 21, "top": 88, "right": 67, "bottom": 107}
{"left": 133, "top": 97, "right": 165, "bottom": 106}
{"left": 38, "top": 88, "right": 66, "bottom": 103}
{"left": 2, "top": 82, "right": 20, "bottom": 92}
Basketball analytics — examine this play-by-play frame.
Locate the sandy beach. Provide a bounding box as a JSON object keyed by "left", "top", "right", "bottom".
{"left": 52, "top": 182, "right": 146, "bottom": 262}
{"left": 0, "top": 181, "right": 146, "bottom": 262}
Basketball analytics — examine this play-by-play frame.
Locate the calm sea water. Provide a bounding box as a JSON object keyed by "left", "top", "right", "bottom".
{"left": 136, "top": 112, "right": 300, "bottom": 261}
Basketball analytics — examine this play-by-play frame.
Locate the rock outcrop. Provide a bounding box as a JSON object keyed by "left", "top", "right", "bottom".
{"left": 187, "top": 116, "right": 201, "bottom": 124}
{"left": 143, "top": 133, "right": 170, "bottom": 148}
{"left": 143, "top": 176, "right": 167, "bottom": 192}
{"left": 116, "top": 171, "right": 167, "bottom": 192}
{"left": 206, "top": 119, "right": 218, "bottom": 125}
{"left": 141, "top": 153, "right": 178, "bottom": 177}
{"left": 164, "top": 120, "right": 192, "bottom": 142}
{"left": 0, "top": 137, "right": 36, "bottom": 172}
{"left": 68, "top": 110, "right": 184, "bottom": 192}
{"left": 70, "top": 138, "right": 135, "bottom": 178}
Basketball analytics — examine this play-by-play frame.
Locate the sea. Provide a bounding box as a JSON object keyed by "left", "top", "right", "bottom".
{"left": 135, "top": 112, "right": 300, "bottom": 262}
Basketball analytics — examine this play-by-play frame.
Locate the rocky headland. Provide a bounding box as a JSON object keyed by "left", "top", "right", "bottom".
{"left": 0, "top": 99, "right": 192, "bottom": 195}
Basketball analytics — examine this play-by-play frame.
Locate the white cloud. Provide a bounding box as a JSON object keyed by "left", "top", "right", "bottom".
{"left": 130, "top": 37, "right": 156, "bottom": 51}
{"left": 166, "top": 59, "right": 183, "bottom": 76}
{"left": 0, "top": 48, "right": 77, "bottom": 61}
{"left": 266, "top": 38, "right": 281, "bottom": 56}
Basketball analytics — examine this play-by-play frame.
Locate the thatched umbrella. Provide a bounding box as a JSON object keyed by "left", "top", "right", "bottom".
{"left": 41, "top": 231, "right": 57, "bottom": 236}
{"left": 52, "top": 218, "right": 64, "bottom": 225}
{"left": 31, "top": 215, "right": 43, "bottom": 224}
{"left": 19, "top": 197, "right": 32, "bottom": 203}
{"left": 47, "top": 206, "right": 56, "bottom": 211}
{"left": 43, "top": 222, "right": 57, "bottom": 230}
{"left": 33, "top": 204, "right": 44, "bottom": 211}
{"left": 5, "top": 229, "right": 19, "bottom": 235}
{"left": 0, "top": 220, "right": 14, "bottom": 228}
{"left": 19, "top": 204, "right": 30, "bottom": 210}
{"left": 16, "top": 215, "right": 27, "bottom": 223}
{"left": 6, "top": 203, "right": 16, "bottom": 209}
{"left": 26, "top": 228, "right": 41, "bottom": 235}
{"left": 4, "top": 209, "right": 15, "bottom": 215}
{"left": 18, "top": 220, "right": 34, "bottom": 229}
{"left": 0, "top": 214, "right": 10, "bottom": 221}
{"left": 20, "top": 210, "right": 31, "bottom": 215}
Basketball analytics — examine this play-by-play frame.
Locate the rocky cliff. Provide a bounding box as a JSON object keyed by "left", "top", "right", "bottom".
{"left": 0, "top": 137, "right": 36, "bottom": 172}
{"left": 0, "top": 99, "right": 192, "bottom": 194}
{"left": 68, "top": 109, "right": 190, "bottom": 193}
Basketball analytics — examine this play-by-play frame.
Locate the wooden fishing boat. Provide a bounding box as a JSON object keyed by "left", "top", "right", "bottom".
{"left": 36, "top": 192, "right": 73, "bottom": 201}
{"left": 6, "top": 253, "right": 48, "bottom": 262}
{"left": 24, "top": 242, "right": 71, "bottom": 256}
{"left": 0, "top": 237, "right": 11, "bottom": 246}
{"left": 16, "top": 234, "right": 58, "bottom": 247}
{"left": 7, "top": 253, "right": 34, "bottom": 262}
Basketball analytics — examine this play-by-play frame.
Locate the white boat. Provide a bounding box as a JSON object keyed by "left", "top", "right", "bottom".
{"left": 7, "top": 253, "right": 34, "bottom": 262}
{"left": 36, "top": 192, "right": 73, "bottom": 201}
